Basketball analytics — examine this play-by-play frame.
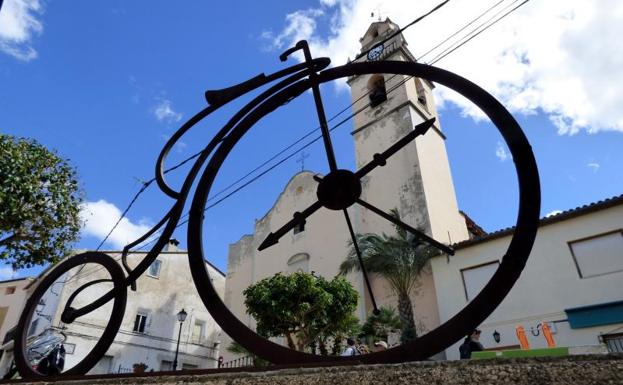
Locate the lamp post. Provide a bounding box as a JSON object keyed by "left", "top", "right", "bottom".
{"left": 172, "top": 308, "right": 187, "bottom": 371}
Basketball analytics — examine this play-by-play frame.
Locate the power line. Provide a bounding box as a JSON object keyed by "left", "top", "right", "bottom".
{"left": 429, "top": 0, "right": 530, "bottom": 65}
{"left": 417, "top": 0, "right": 506, "bottom": 62}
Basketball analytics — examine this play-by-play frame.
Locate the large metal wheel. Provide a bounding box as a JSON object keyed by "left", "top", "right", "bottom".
{"left": 14, "top": 252, "right": 127, "bottom": 378}
{"left": 186, "top": 61, "right": 540, "bottom": 363}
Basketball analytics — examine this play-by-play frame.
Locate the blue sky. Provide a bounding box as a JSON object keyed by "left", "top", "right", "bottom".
{"left": 1, "top": 0, "right": 622, "bottom": 278}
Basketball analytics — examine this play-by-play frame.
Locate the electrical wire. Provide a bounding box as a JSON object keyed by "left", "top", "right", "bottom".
{"left": 428, "top": 0, "right": 531, "bottom": 65}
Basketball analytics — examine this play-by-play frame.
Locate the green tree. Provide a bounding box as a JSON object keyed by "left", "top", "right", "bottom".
{"left": 339, "top": 209, "right": 440, "bottom": 342}
{"left": 243, "top": 271, "right": 359, "bottom": 352}
{"left": 361, "top": 306, "right": 402, "bottom": 342}
{"left": 0, "top": 135, "right": 83, "bottom": 268}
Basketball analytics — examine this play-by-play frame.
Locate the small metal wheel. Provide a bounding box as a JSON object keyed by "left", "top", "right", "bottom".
{"left": 13, "top": 252, "right": 127, "bottom": 378}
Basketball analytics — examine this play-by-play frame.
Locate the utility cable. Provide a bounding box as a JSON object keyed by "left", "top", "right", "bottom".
{"left": 428, "top": 0, "right": 530, "bottom": 65}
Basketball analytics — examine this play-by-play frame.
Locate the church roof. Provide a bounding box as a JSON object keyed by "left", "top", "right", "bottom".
{"left": 454, "top": 193, "right": 623, "bottom": 249}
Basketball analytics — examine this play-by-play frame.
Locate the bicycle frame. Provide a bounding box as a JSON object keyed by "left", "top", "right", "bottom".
{"left": 17, "top": 39, "right": 540, "bottom": 370}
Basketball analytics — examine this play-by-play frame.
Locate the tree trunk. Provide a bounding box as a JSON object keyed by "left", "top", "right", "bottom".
{"left": 285, "top": 333, "right": 296, "bottom": 350}
{"left": 397, "top": 291, "right": 417, "bottom": 339}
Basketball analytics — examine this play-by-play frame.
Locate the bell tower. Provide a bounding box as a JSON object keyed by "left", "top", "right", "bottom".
{"left": 349, "top": 19, "right": 469, "bottom": 245}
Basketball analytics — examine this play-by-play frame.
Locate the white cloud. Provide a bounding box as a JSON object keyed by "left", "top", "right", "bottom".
{"left": 0, "top": 0, "right": 43, "bottom": 61}
{"left": 495, "top": 141, "right": 510, "bottom": 162}
{"left": 0, "top": 266, "right": 15, "bottom": 280}
{"left": 80, "top": 200, "right": 153, "bottom": 249}
{"left": 264, "top": 0, "right": 623, "bottom": 134}
{"left": 545, "top": 209, "right": 563, "bottom": 217}
{"left": 586, "top": 162, "right": 600, "bottom": 173}
{"left": 154, "top": 99, "right": 182, "bottom": 123}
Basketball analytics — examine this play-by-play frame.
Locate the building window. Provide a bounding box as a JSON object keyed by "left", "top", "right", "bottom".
{"left": 192, "top": 320, "right": 205, "bottom": 344}
{"left": 367, "top": 74, "right": 387, "bottom": 107}
{"left": 602, "top": 333, "right": 623, "bottom": 353}
{"left": 5, "top": 286, "right": 15, "bottom": 295}
{"left": 182, "top": 363, "right": 198, "bottom": 370}
{"left": 414, "top": 78, "right": 428, "bottom": 112}
{"left": 461, "top": 261, "right": 500, "bottom": 302}
{"left": 293, "top": 221, "right": 305, "bottom": 235}
{"left": 147, "top": 260, "right": 162, "bottom": 278}
{"left": 160, "top": 360, "right": 173, "bottom": 371}
{"left": 133, "top": 313, "right": 148, "bottom": 333}
{"left": 287, "top": 253, "right": 310, "bottom": 273}
{"left": 569, "top": 230, "right": 623, "bottom": 278}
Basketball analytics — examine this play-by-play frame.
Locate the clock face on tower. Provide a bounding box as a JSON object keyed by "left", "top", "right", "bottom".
{"left": 367, "top": 43, "right": 384, "bottom": 61}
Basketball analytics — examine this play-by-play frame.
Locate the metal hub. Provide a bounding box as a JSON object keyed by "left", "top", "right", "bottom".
{"left": 316, "top": 169, "right": 362, "bottom": 210}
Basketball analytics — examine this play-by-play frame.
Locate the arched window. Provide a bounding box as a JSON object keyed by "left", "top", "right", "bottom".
{"left": 367, "top": 74, "right": 387, "bottom": 107}
{"left": 414, "top": 78, "right": 428, "bottom": 112}
{"left": 287, "top": 253, "right": 310, "bottom": 273}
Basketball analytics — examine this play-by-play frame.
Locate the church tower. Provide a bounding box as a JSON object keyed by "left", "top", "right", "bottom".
{"left": 349, "top": 19, "right": 469, "bottom": 245}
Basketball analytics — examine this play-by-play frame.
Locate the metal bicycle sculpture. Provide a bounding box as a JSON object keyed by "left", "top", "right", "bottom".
{"left": 14, "top": 40, "right": 540, "bottom": 378}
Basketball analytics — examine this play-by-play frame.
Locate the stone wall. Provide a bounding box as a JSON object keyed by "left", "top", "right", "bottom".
{"left": 8, "top": 354, "right": 623, "bottom": 385}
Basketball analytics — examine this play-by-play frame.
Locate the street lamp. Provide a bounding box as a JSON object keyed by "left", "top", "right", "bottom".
{"left": 172, "top": 308, "right": 187, "bottom": 371}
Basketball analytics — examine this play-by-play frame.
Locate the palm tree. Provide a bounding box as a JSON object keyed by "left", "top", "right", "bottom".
{"left": 339, "top": 209, "right": 440, "bottom": 342}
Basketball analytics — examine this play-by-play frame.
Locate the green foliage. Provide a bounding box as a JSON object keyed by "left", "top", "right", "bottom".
{"left": 400, "top": 325, "right": 418, "bottom": 344}
{"left": 361, "top": 306, "right": 402, "bottom": 341}
{"left": 243, "top": 271, "right": 359, "bottom": 352}
{"left": 0, "top": 135, "right": 83, "bottom": 268}
{"left": 340, "top": 208, "right": 440, "bottom": 342}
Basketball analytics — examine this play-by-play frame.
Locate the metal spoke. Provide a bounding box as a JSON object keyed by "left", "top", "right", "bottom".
{"left": 309, "top": 70, "right": 339, "bottom": 172}
{"left": 355, "top": 118, "right": 435, "bottom": 179}
{"left": 342, "top": 208, "right": 379, "bottom": 315}
{"left": 356, "top": 198, "right": 455, "bottom": 255}
{"left": 257, "top": 200, "right": 323, "bottom": 251}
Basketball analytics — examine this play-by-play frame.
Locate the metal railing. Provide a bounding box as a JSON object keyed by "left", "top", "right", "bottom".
{"left": 219, "top": 355, "right": 254, "bottom": 368}
{"left": 116, "top": 365, "right": 133, "bottom": 374}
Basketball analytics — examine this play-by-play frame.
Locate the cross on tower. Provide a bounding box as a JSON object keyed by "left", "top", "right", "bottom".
{"left": 296, "top": 151, "right": 310, "bottom": 172}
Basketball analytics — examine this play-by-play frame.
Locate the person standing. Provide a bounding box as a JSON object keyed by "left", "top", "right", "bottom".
{"left": 341, "top": 338, "right": 358, "bottom": 356}
{"left": 373, "top": 341, "right": 388, "bottom": 352}
{"left": 459, "top": 329, "right": 484, "bottom": 359}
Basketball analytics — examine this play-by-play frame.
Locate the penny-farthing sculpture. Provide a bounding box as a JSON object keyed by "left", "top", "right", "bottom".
{"left": 13, "top": 40, "right": 539, "bottom": 378}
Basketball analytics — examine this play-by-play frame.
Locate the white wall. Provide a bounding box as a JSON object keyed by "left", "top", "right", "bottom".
{"left": 431, "top": 204, "right": 623, "bottom": 360}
